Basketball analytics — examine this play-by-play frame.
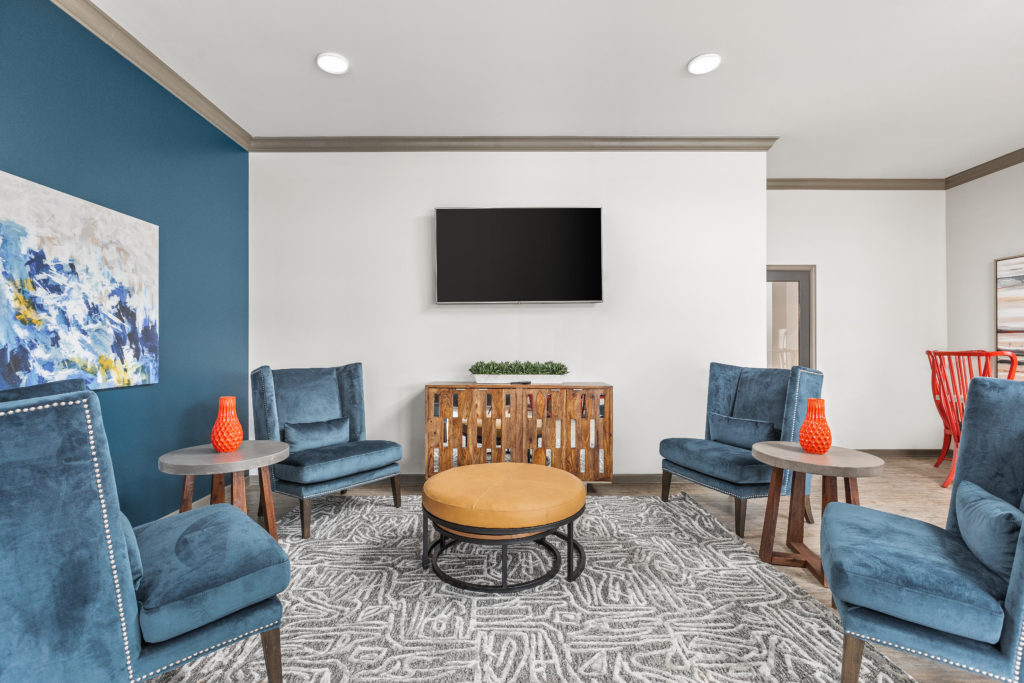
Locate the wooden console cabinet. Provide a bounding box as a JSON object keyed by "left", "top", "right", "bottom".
{"left": 424, "top": 382, "right": 613, "bottom": 482}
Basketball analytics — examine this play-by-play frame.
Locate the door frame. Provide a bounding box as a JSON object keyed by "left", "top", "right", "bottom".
{"left": 767, "top": 265, "right": 817, "bottom": 369}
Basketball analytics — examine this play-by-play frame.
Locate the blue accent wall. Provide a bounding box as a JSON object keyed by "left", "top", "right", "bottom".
{"left": 1, "top": 0, "right": 249, "bottom": 523}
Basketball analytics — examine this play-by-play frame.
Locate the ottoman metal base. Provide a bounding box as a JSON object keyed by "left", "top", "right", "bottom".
{"left": 422, "top": 507, "right": 586, "bottom": 594}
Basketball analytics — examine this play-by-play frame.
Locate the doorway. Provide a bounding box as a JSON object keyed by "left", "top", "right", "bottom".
{"left": 767, "top": 266, "right": 816, "bottom": 369}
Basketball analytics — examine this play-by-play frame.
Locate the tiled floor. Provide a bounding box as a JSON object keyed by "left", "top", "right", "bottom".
{"left": 247, "top": 455, "right": 984, "bottom": 682}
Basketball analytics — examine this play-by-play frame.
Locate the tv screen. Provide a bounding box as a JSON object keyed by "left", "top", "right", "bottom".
{"left": 435, "top": 208, "right": 602, "bottom": 303}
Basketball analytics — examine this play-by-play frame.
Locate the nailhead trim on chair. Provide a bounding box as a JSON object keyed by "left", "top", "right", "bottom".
{"left": 133, "top": 620, "right": 281, "bottom": 682}
{"left": 846, "top": 627, "right": 1024, "bottom": 682}
{"left": 663, "top": 470, "right": 764, "bottom": 501}
{"left": 0, "top": 399, "right": 279, "bottom": 682}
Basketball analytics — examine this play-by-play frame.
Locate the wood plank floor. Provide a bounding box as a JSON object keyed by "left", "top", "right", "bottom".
{"left": 247, "top": 455, "right": 982, "bottom": 682}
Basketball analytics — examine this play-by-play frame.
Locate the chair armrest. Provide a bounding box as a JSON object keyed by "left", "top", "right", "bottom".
{"left": 250, "top": 366, "right": 280, "bottom": 441}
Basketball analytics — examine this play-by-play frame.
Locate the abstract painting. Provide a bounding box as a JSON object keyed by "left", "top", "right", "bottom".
{"left": 0, "top": 170, "right": 158, "bottom": 390}
{"left": 996, "top": 254, "right": 1024, "bottom": 380}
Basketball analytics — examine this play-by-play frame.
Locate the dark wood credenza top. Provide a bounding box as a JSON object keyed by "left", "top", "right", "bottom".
{"left": 425, "top": 381, "right": 612, "bottom": 389}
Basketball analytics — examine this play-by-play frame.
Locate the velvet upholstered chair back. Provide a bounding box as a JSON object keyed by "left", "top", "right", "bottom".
{"left": 251, "top": 363, "right": 367, "bottom": 443}
{"left": 0, "top": 389, "right": 142, "bottom": 681}
{"left": 940, "top": 377, "right": 1024, "bottom": 662}
{"left": 946, "top": 378, "right": 1024, "bottom": 535}
{"left": 704, "top": 363, "right": 823, "bottom": 442}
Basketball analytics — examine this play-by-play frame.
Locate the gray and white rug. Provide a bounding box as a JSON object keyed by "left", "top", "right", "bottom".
{"left": 157, "top": 494, "right": 913, "bottom": 682}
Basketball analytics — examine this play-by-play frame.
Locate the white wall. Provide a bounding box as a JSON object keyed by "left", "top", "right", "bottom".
{"left": 946, "top": 163, "right": 1024, "bottom": 349}
{"left": 250, "top": 152, "right": 768, "bottom": 474}
{"left": 767, "top": 190, "right": 947, "bottom": 449}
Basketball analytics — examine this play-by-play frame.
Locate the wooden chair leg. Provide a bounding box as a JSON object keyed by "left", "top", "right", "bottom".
{"left": 260, "top": 628, "right": 283, "bottom": 683}
{"left": 661, "top": 470, "right": 672, "bottom": 502}
{"left": 841, "top": 633, "right": 864, "bottom": 683}
{"left": 804, "top": 505, "right": 814, "bottom": 524}
{"left": 300, "top": 499, "right": 311, "bottom": 539}
{"left": 390, "top": 475, "right": 402, "bottom": 508}
{"left": 734, "top": 498, "right": 746, "bottom": 537}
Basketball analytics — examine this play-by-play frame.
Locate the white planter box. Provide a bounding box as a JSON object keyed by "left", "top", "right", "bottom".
{"left": 473, "top": 374, "right": 568, "bottom": 384}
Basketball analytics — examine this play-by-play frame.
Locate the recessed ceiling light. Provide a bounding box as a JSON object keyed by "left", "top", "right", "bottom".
{"left": 316, "top": 52, "right": 350, "bottom": 75}
{"left": 687, "top": 53, "right": 722, "bottom": 75}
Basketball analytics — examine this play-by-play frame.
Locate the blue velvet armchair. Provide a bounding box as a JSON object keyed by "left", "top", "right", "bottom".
{"left": 823, "top": 377, "right": 1024, "bottom": 682}
{"left": 251, "top": 363, "right": 402, "bottom": 539}
{"left": 660, "top": 363, "right": 824, "bottom": 536}
{"left": 0, "top": 380, "right": 289, "bottom": 682}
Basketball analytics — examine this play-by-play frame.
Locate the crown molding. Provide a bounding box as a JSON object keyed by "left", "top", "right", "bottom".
{"left": 248, "top": 136, "right": 778, "bottom": 152}
{"left": 945, "top": 147, "right": 1024, "bottom": 189}
{"left": 51, "top": 0, "right": 252, "bottom": 149}
{"left": 767, "top": 178, "right": 945, "bottom": 190}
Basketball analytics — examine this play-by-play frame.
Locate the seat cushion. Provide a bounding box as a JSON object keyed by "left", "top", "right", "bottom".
{"left": 822, "top": 502, "right": 1008, "bottom": 644}
{"left": 423, "top": 462, "right": 585, "bottom": 529}
{"left": 134, "top": 504, "right": 290, "bottom": 643}
{"left": 274, "top": 439, "right": 402, "bottom": 484}
{"left": 708, "top": 412, "right": 780, "bottom": 450}
{"left": 659, "top": 438, "right": 772, "bottom": 485}
{"left": 957, "top": 480, "right": 1024, "bottom": 581}
{"left": 283, "top": 416, "right": 350, "bottom": 452}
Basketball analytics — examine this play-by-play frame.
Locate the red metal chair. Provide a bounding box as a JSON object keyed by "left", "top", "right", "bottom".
{"left": 927, "top": 350, "right": 1018, "bottom": 487}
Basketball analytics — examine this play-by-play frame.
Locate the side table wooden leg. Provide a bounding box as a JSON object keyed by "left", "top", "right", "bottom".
{"left": 759, "top": 468, "right": 785, "bottom": 562}
{"left": 786, "top": 472, "right": 807, "bottom": 548}
{"left": 844, "top": 477, "right": 860, "bottom": 505}
{"left": 259, "top": 466, "right": 278, "bottom": 540}
{"left": 231, "top": 471, "right": 247, "bottom": 513}
{"left": 822, "top": 476, "right": 839, "bottom": 518}
{"left": 179, "top": 475, "right": 195, "bottom": 513}
{"left": 211, "top": 474, "right": 226, "bottom": 504}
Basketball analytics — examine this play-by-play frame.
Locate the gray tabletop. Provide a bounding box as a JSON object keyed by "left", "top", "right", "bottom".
{"left": 158, "top": 440, "right": 290, "bottom": 475}
{"left": 752, "top": 441, "right": 884, "bottom": 478}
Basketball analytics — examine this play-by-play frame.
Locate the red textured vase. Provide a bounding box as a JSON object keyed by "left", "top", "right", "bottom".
{"left": 211, "top": 396, "right": 243, "bottom": 453}
{"left": 799, "top": 398, "right": 832, "bottom": 455}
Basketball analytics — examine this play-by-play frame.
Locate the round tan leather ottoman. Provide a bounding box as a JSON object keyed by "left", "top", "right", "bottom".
{"left": 421, "top": 463, "right": 587, "bottom": 593}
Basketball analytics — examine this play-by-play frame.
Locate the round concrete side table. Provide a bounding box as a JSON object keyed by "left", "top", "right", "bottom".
{"left": 752, "top": 441, "right": 884, "bottom": 585}
{"left": 159, "top": 440, "right": 289, "bottom": 540}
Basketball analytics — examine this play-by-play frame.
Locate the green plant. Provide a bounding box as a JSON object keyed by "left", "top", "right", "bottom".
{"left": 469, "top": 360, "right": 569, "bottom": 376}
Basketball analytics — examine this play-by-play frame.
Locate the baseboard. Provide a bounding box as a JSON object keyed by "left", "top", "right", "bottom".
{"left": 399, "top": 473, "right": 427, "bottom": 486}
{"left": 862, "top": 449, "right": 939, "bottom": 458}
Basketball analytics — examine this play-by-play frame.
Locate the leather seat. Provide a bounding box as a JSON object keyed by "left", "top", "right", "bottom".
{"left": 422, "top": 462, "right": 585, "bottom": 530}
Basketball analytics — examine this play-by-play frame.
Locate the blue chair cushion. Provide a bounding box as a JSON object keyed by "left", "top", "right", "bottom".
{"left": 822, "top": 502, "right": 1008, "bottom": 644}
{"left": 957, "top": 480, "right": 1024, "bottom": 582}
{"left": 283, "top": 416, "right": 350, "bottom": 453}
{"left": 133, "top": 504, "right": 290, "bottom": 643}
{"left": 119, "top": 511, "right": 143, "bottom": 589}
{"left": 274, "top": 439, "right": 402, "bottom": 485}
{"left": 708, "top": 412, "right": 780, "bottom": 450}
{"left": 731, "top": 368, "right": 789, "bottom": 431}
{"left": 659, "top": 438, "right": 772, "bottom": 485}
{"left": 271, "top": 367, "right": 342, "bottom": 429}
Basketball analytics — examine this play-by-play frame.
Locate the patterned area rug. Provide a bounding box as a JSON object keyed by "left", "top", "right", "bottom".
{"left": 157, "top": 494, "right": 914, "bottom": 682}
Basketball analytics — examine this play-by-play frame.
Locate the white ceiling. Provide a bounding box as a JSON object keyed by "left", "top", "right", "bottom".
{"left": 91, "top": 0, "right": 1024, "bottom": 178}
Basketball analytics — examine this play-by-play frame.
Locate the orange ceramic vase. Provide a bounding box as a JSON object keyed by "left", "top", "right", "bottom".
{"left": 211, "top": 396, "right": 243, "bottom": 453}
{"left": 798, "top": 398, "right": 832, "bottom": 455}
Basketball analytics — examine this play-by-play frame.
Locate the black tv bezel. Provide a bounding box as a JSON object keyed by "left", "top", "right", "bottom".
{"left": 433, "top": 207, "right": 603, "bottom": 305}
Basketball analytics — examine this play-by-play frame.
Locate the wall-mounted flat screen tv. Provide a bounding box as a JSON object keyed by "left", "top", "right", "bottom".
{"left": 435, "top": 207, "right": 602, "bottom": 303}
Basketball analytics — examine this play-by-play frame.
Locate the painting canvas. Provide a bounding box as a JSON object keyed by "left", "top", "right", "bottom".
{"left": 996, "top": 254, "right": 1024, "bottom": 380}
{"left": 0, "top": 170, "right": 158, "bottom": 390}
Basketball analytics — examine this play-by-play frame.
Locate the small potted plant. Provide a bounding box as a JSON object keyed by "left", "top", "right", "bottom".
{"left": 469, "top": 360, "right": 570, "bottom": 384}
